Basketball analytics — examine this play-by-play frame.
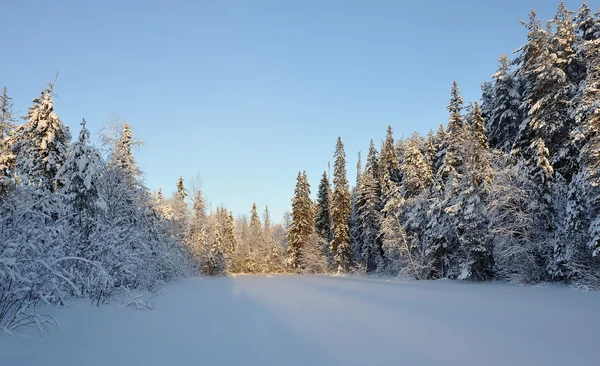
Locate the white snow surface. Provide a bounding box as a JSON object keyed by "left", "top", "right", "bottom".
{"left": 2, "top": 275, "right": 600, "bottom": 366}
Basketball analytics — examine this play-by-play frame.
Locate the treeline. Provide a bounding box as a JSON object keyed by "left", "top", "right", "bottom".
{"left": 286, "top": 2, "right": 600, "bottom": 288}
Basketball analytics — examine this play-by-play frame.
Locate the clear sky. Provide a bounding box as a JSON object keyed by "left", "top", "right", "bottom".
{"left": 1, "top": 0, "right": 587, "bottom": 223}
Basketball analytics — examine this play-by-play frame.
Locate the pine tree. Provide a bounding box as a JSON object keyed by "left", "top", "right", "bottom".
{"left": 287, "top": 171, "right": 314, "bottom": 270}
{"left": 331, "top": 137, "right": 352, "bottom": 272}
{"left": 0, "top": 87, "right": 17, "bottom": 195}
{"left": 13, "top": 84, "right": 71, "bottom": 191}
{"left": 315, "top": 171, "right": 333, "bottom": 243}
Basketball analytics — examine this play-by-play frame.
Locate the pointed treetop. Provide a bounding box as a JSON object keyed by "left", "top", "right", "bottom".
{"left": 78, "top": 119, "right": 91, "bottom": 145}
{"left": 447, "top": 81, "right": 465, "bottom": 133}
{"left": 356, "top": 150, "right": 362, "bottom": 185}
{"left": 176, "top": 176, "right": 187, "bottom": 198}
{"left": 471, "top": 102, "right": 489, "bottom": 150}
{"left": 250, "top": 202, "right": 262, "bottom": 229}
{"left": 263, "top": 205, "right": 271, "bottom": 231}
{"left": 576, "top": 2, "right": 600, "bottom": 41}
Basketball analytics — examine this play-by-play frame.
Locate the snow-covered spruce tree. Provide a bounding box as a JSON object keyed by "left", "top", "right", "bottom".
{"left": 287, "top": 171, "right": 315, "bottom": 270}
{"left": 356, "top": 140, "right": 382, "bottom": 272}
{"left": 402, "top": 133, "right": 433, "bottom": 198}
{"left": 448, "top": 102, "right": 495, "bottom": 281}
{"left": 0, "top": 87, "right": 17, "bottom": 195}
{"left": 423, "top": 82, "right": 468, "bottom": 279}
{"left": 469, "top": 102, "right": 494, "bottom": 189}
{"left": 185, "top": 188, "right": 208, "bottom": 267}
{"left": 202, "top": 222, "right": 228, "bottom": 276}
{"left": 13, "top": 84, "right": 71, "bottom": 192}
{"left": 480, "top": 79, "right": 495, "bottom": 122}
{"left": 452, "top": 184, "right": 493, "bottom": 282}
{"left": 57, "top": 120, "right": 104, "bottom": 222}
{"left": 432, "top": 124, "right": 448, "bottom": 174}
{"left": 331, "top": 138, "right": 352, "bottom": 272}
{"left": 261, "top": 205, "right": 283, "bottom": 273}
{"left": 223, "top": 210, "right": 239, "bottom": 272}
{"left": 485, "top": 54, "right": 522, "bottom": 152}
{"left": 424, "top": 129, "right": 437, "bottom": 173}
{"left": 378, "top": 126, "right": 403, "bottom": 272}
{"left": 560, "top": 29, "right": 600, "bottom": 287}
{"left": 513, "top": 7, "right": 578, "bottom": 180}
{"left": 315, "top": 171, "right": 333, "bottom": 246}
{"left": 576, "top": 2, "right": 600, "bottom": 43}
{"left": 398, "top": 133, "right": 433, "bottom": 278}
{"left": 349, "top": 153, "right": 362, "bottom": 268}
{"left": 519, "top": 137, "right": 556, "bottom": 283}
{"left": 438, "top": 81, "right": 467, "bottom": 181}
{"left": 246, "top": 202, "right": 262, "bottom": 273}
{"left": 169, "top": 176, "right": 190, "bottom": 242}
{"left": 189, "top": 188, "right": 207, "bottom": 241}
{"left": 55, "top": 120, "right": 106, "bottom": 291}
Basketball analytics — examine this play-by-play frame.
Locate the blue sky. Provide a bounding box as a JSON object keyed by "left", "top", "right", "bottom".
{"left": 1, "top": 0, "right": 587, "bottom": 223}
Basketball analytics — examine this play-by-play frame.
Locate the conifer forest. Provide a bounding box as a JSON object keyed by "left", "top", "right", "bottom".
{"left": 1, "top": 2, "right": 600, "bottom": 353}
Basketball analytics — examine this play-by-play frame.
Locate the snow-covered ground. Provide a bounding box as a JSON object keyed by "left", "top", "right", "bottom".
{"left": 2, "top": 275, "right": 600, "bottom": 366}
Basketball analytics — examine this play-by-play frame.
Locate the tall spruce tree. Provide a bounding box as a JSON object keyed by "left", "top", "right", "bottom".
{"left": 486, "top": 54, "right": 522, "bottom": 152}
{"left": 331, "top": 137, "right": 352, "bottom": 272}
{"left": 13, "top": 84, "right": 71, "bottom": 191}
{"left": 514, "top": 7, "right": 577, "bottom": 179}
{"left": 315, "top": 171, "right": 333, "bottom": 244}
{"left": 356, "top": 140, "right": 382, "bottom": 272}
{"left": 469, "top": 102, "right": 494, "bottom": 188}
{"left": 287, "top": 171, "right": 314, "bottom": 270}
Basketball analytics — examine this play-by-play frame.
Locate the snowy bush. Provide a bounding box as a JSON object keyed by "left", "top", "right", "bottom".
{"left": 0, "top": 188, "right": 75, "bottom": 332}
